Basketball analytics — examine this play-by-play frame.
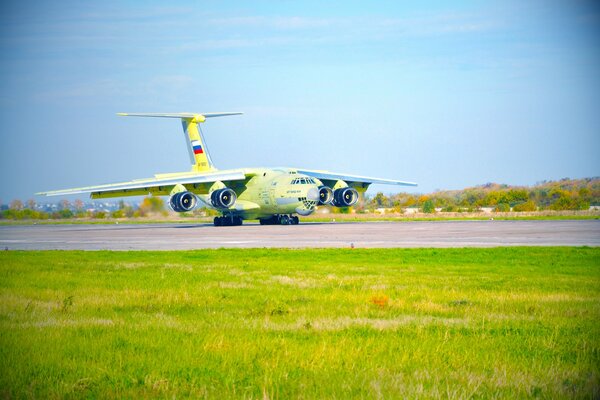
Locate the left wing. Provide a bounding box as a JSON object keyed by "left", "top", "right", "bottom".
{"left": 37, "top": 170, "right": 250, "bottom": 199}
{"left": 295, "top": 168, "right": 417, "bottom": 191}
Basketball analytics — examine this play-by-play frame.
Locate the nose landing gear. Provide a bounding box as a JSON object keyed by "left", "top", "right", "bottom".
{"left": 259, "top": 214, "right": 299, "bottom": 225}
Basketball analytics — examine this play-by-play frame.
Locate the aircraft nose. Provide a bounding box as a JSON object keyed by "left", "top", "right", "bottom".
{"left": 307, "top": 187, "right": 319, "bottom": 201}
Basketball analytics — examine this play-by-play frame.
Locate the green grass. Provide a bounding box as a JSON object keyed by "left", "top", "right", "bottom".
{"left": 1, "top": 248, "right": 599, "bottom": 398}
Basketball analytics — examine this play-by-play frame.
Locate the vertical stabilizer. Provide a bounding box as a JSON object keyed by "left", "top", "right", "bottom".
{"left": 117, "top": 112, "right": 243, "bottom": 173}
{"left": 181, "top": 116, "right": 215, "bottom": 172}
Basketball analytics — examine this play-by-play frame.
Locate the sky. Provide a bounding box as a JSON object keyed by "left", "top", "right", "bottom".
{"left": 0, "top": 0, "right": 599, "bottom": 203}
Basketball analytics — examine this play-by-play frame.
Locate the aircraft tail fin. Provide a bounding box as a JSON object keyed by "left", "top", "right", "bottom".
{"left": 117, "top": 112, "right": 243, "bottom": 172}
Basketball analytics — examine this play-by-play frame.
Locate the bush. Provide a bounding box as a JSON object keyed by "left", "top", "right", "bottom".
{"left": 58, "top": 209, "right": 74, "bottom": 219}
{"left": 513, "top": 201, "right": 537, "bottom": 212}
{"left": 550, "top": 196, "right": 590, "bottom": 211}
{"left": 494, "top": 203, "right": 510, "bottom": 212}
{"left": 422, "top": 200, "right": 435, "bottom": 213}
{"left": 111, "top": 209, "right": 125, "bottom": 218}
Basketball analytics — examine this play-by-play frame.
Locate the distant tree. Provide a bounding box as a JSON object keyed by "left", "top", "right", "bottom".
{"left": 111, "top": 209, "right": 125, "bottom": 218}
{"left": 59, "top": 199, "right": 70, "bottom": 210}
{"left": 58, "top": 208, "right": 74, "bottom": 218}
{"left": 422, "top": 199, "right": 435, "bottom": 213}
{"left": 139, "top": 196, "right": 166, "bottom": 216}
{"left": 373, "top": 192, "right": 387, "bottom": 208}
{"left": 9, "top": 199, "right": 23, "bottom": 211}
{"left": 26, "top": 199, "right": 36, "bottom": 210}
{"left": 93, "top": 211, "right": 106, "bottom": 219}
{"left": 494, "top": 203, "right": 510, "bottom": 212}
{"left": 404, "top": 196, "right": 417, "bottom": 207}
{"left": 124, "top": 204, "right": 135, "bottom": 218}
{"left": 512, "top": 201, "right": 537, "bottom": 212}
{"left": 74, "top": 199, "right": 84, "bottom": 211}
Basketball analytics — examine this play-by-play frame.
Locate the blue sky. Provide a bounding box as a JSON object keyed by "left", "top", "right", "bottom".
{"left": 0, "top": 0, "right": 599, "bottom": 202}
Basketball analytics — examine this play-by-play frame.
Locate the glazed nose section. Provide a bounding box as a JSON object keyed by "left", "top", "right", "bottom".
{"left": 307, "top": 187, "right": 319, "bottom": 202}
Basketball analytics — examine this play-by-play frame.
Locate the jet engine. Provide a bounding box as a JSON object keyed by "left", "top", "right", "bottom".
{"left": 333, "top": 187, "right": 359, "bottom": 207}
{"left": 169, "top": 191, "right": 197, "bottom": 212}
{"left": 318, "top": 186, "right": 333, "bottom": 205}
{"left": 210, "top": 188, "right": 237, "bottom": 209}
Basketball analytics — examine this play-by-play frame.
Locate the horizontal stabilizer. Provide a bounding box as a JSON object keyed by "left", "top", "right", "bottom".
{"left": 117, "top": 112, "right": 243, "bottom": 119}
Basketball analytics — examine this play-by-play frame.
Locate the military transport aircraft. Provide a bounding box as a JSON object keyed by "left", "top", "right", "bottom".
{"left": 38, "top": 112, "right": 417, "bottom": 226}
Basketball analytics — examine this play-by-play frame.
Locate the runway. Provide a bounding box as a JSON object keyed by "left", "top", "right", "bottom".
{"left": 0, "top": 220, "right": 598, "bottom": 250}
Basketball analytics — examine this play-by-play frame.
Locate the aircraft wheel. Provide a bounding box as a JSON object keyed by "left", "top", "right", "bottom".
{"left": 234, "top": 216, "right": 243, "bottom": 226}
{"left": 280, "top": 215, "right": 290, "bottom": 225}
{"left": 292, "top": 216, "right": 299, "bottom": 225}
{"left": 214, "top": 216, "right": 222, "bottom": 226}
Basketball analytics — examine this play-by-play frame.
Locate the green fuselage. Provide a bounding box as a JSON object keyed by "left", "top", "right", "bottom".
{"left": 198, "top": 168, "right": 321, "bottom": 220}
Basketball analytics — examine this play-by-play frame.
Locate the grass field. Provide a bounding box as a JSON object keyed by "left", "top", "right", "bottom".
{"left": 1, "top": 248, "right": 599, "bottom": 398}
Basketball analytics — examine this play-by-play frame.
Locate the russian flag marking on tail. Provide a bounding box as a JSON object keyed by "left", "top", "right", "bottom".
{"left": 191, "top": 140, "right": 203, "bottom": 154}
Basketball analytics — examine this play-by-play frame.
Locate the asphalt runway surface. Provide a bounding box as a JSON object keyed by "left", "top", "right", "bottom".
{"left": 0, "top": 220, "right": 598, "bottom": 250}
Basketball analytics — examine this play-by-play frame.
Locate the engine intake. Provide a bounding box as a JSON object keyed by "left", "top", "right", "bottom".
{"left": 333, "top": 187, "right": 359, "bottom": 207}
{"left": 169, "top": 191, "right": 197, "bottom": 212}
{"left": 211, "top": 188, "right": 237, "bottom": 209}
{"left": 318, "top": 186, "right": 333, "bottom": 205}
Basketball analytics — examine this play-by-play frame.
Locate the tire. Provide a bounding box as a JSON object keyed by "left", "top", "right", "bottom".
{"left": 292, "top": 216, "right": 299, "bottom": 225}
{"left": 214, "top": 217, "right": 221, "bottom": 226}
{"left": 280, "top": 215, "right": 290, "bottom": 225}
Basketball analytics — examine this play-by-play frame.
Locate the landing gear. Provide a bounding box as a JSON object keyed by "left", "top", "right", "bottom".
{"left": 214, "top": 215, "right": 243, "bottom": 227}
{"left": 259, "top": 215, "right": 299, "bottom": 225}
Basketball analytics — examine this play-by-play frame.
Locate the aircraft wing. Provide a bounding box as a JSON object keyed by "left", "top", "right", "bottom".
{"left": 295, "top": 168, "right": 417, "bottom": 189}
{"left": 36, "top": 170, "right": 249, "bottom": 199}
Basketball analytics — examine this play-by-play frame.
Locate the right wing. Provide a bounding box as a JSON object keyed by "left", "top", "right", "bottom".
{"left": 295, "top": 168, "right": 417, "bottom": 189}
{"left": 36, "top": 169, "right": 251, "bottom": 199}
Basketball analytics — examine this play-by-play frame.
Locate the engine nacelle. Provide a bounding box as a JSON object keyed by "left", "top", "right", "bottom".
{"left": 318, "top": 186, "right": 334, "bottom": 205}
{"left": 169, "top": 191, "right": 197, "bottom": 212}
{"left": 210, "top": 188, "right": 237, "bottom": 209}
{"left": 333, "top": 187, "right": 359, "bottom": 207}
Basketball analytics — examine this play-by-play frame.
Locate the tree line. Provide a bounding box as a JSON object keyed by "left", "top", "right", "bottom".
{"left": 357, "top": 177, "right": 598, "bottom": 213}
{"left": 1, "top": 197, "right": 167, "bottom": 220}
{"left": 1, "top": 177, "right": 598, "bottom": 220}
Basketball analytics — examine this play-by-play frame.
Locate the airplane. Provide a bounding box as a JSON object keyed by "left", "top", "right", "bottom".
{"left": 37, "top": 112, "right": 417, "bottom": 226}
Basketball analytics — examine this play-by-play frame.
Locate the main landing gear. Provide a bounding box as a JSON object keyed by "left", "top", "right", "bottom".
{"left": 214, "top": 215, "right": 243, "bottom": 226}
{"left": 259, "top": 214, "right": 299, "bottom": 225}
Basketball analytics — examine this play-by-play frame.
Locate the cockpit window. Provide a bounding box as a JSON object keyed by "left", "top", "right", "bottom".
{"left": 291, "top": 177, "right": 316, "bottom": 185}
